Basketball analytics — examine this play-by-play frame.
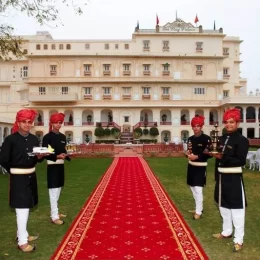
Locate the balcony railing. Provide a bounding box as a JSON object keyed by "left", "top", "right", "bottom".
{"left": 161, "top": 94, "right": 170, "bottom": 100}
{"left": 34, "top": 122, "right": 44, "bottom": 126}
{"left": 64, "top": 122, "right": 74, "bottom": 126}
{"left": 84, "top": 71, "right": 91, "bottom": 76}
{"left": 82, "top": 121, "right": 94, "bottom": 125}
{"left": 83, "top": 94, "right": 92, "bottom": 100}
{"left": 196, "top": 70, "right": 203, "bottom": 75}
{"left": 181, "top": 121, "right": 190, "bottom": 125}
{"left": 143, "top": 71, "right": 150, "bottom": 76}
{"left": 160, "top": 121, "right": 172, "bottom": 125}
{"left": 209, "top": 121, "right": 219, "bottom": 125}
{"left": 142, "top": 94, "right": 150, "bottom": 99}
{"left": 29, "top": 92, "right": 78, "bottom": 102}
{"left": 123, "top": 70, "right": 131, "bottom": 75}
{"left": 162, "top": 71, "right": 170, "bottom": 76}
{"left": 103, "top": 71, "right": 111, "bottom": 76}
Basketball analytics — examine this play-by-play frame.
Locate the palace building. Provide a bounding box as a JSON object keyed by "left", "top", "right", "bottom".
{"left": 0, "top": 18, "right": 259, "bottom": 145}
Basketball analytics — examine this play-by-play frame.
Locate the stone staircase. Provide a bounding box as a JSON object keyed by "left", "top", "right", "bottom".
{"left": 120, "top": 132, "right": 133, "bottom": 144}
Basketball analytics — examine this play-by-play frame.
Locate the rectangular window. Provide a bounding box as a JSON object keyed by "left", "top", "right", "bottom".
{"left": 105, "top": 44, "right": 109, "bottom": 50}
{"left": 196, "top": 42, "right": 203, "bottom": 51}
{"left": 50, "top": 65, "right": 57, "bottom": 76}
{"left": 84, "top": 64, "right": 91, "bottom": 71}
{"left": 143, "top": 40, "right": 150, "bottom": 48}
{"left": 85, "top": 44, "right": 90, "bottom": 50}
{"left": 103, "top": 87, "right": 110, "bottom": 94}
{"left": 62, "top": 87, "right": 68, "bottom": 94}
{"left": 196, "top": 65, "right": 202, "bottom": 71}
{"left": 124, "top": 116, "right": 129, "bottom": 123}
{"left": 51, "top": 44, "right": 56, "bottom": 50}
{"left": 125, "top": 44, "right": 129, "bottom": 50}
{"left": 59, "top": 44, "right": 63, "bottom": 50}
{"left": 84, "top": 87, "right": 91, "bottom": 94}
{"left": 223, "top": 68, "right": 229, "bottom": 75}
{"left": 162, "top": 87, "right": 169, "bottom": 94}
{"left": 39, "top": 87, "right": 46, "bottom": 95}
{"left": 194, "top": 87, "right": 205, "bottom": 95}
{"left": 123, "top": 87, "right": 131, "bottom": 94}
{"left": 163, "top": 64, "right": 169, "bottom": 71}
{"left": 163, "top": 41, "right": 169, "bottom": 50}
{"left": 115, "top": 44, "right": 119, "bottom": 49}
{"left": 143, "top": 64, "right": 150, "bottom": 71}
{"left": 223, "top": 48, "right": 229, "bottom": 55}
{"left": 143, "top": 87, "right": 150, "bottom": 94}
{"left": 103, "top": 64, "right": 110, "bottom": 71}
{"left": 223, "top": 90, "right": 229, "bottom": 98}
{"left": 123, "top": 64, "right": 130, "bottom": 71}
{"left": 43, "top": 44, "right": 48, "bottom": 50}
{"left": 20, "top": 66, "right": 28, "bottom": 78}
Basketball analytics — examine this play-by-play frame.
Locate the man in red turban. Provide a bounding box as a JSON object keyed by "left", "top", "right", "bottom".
{"left": 186, "top": 115, "right": 211, "bottom": 220}
{"left": 49, "top": 113, "right": 65, "bottom": 132}
{"left": 191, "top": 115, "right": 205, "bottom": 127}
{"left": 212, "top": 108, "right": 249, "bottom": 252}
{"left": 0, "top": 109, "right": 44, "bottom": 252}
{"left": 43, "top": 112, "right": 71, "bottom": 225}
{"left": 12, "top": 109, "right": 37, "bottom": 134}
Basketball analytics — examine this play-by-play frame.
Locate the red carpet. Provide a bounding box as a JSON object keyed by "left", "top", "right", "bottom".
{"left": 52, "top": 158, "right": 208, "bottom": 260}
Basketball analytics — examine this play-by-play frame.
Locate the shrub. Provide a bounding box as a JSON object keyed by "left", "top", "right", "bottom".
{"left": 104, "top": 128, "right": 111, "bottom": 136}
{"left": 134, "top": 127, "right": 143, "bottom": 138}
{"left": 94, "top": 127, "right": 104, "bottom": 137}
{"left": 143, "top": 128, "right": 149, "bottom": 135}
{"left": 150, "top": 127, "right": 159, "bottom": 136}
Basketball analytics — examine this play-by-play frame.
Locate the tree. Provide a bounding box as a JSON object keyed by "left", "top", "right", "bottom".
{"left": 0, "top": 0, "right": 88, "bottom": 60}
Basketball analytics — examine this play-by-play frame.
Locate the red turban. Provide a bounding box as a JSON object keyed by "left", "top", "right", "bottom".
{"left": 191, "top": 115, "right": 205, "bottom": 127}
{"left": 223, "top": 108, "right": 240, "bottom": 122}
{"left": 49, "top": 113, "right": 65, "bottom": 132}
{"left": 12, "top": 109, "right": 37, "bottom": 134}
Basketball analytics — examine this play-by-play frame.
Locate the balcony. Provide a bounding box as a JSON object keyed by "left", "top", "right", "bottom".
{"left": 196, "top": 47, "right": 203, "bottom": 52}
{"left": 34, "top": 122, "right": 44, "bottom": 126}
{"left": 223, "top": 52, "right": 229, "bottom": 56}
{"left": 162, "top": 46, "right": 169, "bottom": 51}
{"left": 143, "top": 46, "right": 150, "bottom": 51}
{"left": 83, "top": 94, "right": 92, "bottom": 100}
{"left": 181, "top": 121, "right": 190, "bottom": 125}
{"left": 84, "top": 71, "right": 91, "bottom": 76}
{"left": 123, "top": 70, "right": 131, "bottom": 76}
{"left": 82, "top": 121, "right": 94, "bottom": 126}
{"left": 196, "top": 70, "right": 203, "bottom": 75}
{"left": 103, "top": 71, "right": 111, "bottom": 76}
{"left": 103, "top": 94, "right": 112, "bottom": 99}
{"left": 223, "top": 74, "right": 230, "bottom": 79}
{"left": 29, "top": 92, "right": 78, "bottom": 102}
{"left": 143, "top": 71, "right": 150, "bottom": 76}
{"left": 50, "top": 71, "right": 57, "bottom": 76}
{"left": 64, "top": 122, "right": 74, "bottom": 126}
{"left": 122, "top": 94, "right": 131, "bottom": 99}
{"left": 142, "top": 94, "right": 150, "bottom": 100}
{"left": 161, "top": 94, "right": 170, "bottom": 100}
{"left": 160, "top": 121, "right": 172, "bottom": 125}
{"left": 162, "top": 71, "right": 170, "bottom": 76}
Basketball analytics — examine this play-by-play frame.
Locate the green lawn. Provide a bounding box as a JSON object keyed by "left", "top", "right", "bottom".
{"left": 0, "top": 157, "right": 259, "bottom": 260}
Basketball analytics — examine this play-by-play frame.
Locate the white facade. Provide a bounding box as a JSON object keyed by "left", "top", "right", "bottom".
{"left": 0, "top": 18, "right": 259, "bottom": 145}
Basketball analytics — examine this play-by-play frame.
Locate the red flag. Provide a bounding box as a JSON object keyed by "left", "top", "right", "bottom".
{"left": 194, "top": 14, "right": 199, "bottom": 24}
{"left": 156, "top": 14, "right": 159, "bottom": 25}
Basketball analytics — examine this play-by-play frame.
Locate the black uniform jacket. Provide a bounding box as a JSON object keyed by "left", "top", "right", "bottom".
{"left": 42, "top": 132, "right": 71, "bottom": 189}
{"left": 214, "top": 131, "right": 249, "bottom": 209}
{"left": 0, "top": 132, "right": 42, "bottom": 208}
{"left": 187, "top": 133, "right": 211, "bottom": 187}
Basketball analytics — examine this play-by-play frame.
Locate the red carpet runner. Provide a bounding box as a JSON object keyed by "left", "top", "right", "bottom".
{"left": 52, "top": 158, "right": 208, "bottom": 260}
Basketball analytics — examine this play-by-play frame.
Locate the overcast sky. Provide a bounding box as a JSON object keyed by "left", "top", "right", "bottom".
{"left": 3, "top": 0, "right": 260, "bottom": 93}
